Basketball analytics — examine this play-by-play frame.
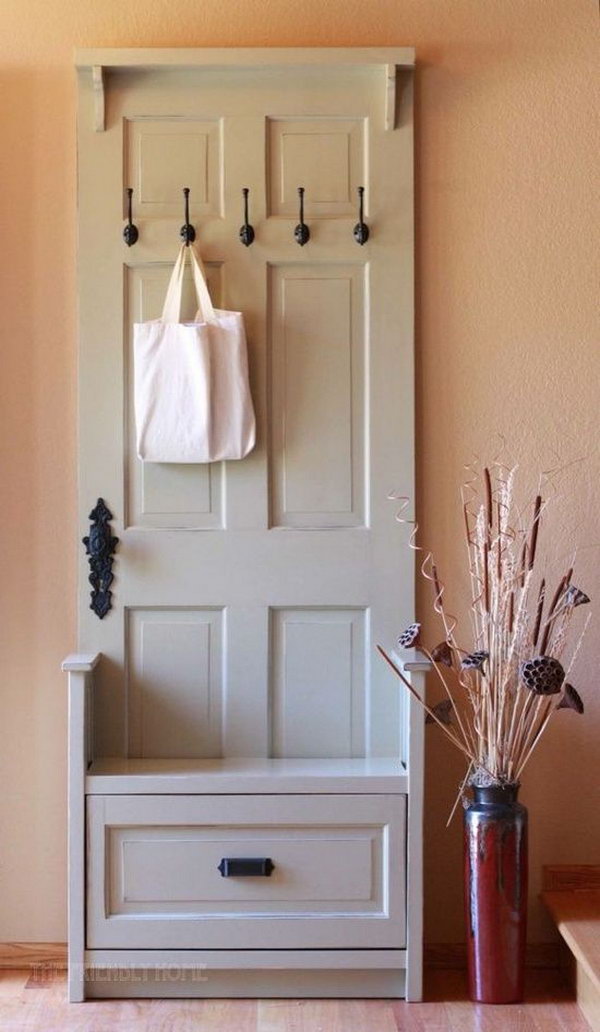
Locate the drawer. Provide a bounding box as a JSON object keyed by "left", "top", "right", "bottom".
{"left": 86, "top": 794, "right": 406, "bottom": 949}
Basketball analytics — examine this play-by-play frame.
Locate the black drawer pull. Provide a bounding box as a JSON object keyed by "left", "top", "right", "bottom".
{"left": 218, "top": 857, "right": 274, "bottom": 877}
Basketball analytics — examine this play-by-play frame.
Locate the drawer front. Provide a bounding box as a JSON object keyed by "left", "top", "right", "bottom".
{"left": 86, "top": 794, "right": 406, "bottom": 949}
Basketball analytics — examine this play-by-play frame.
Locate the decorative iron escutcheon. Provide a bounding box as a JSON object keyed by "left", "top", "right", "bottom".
{"left": 217, "top": 857, "right": 275, "bottom": 878}
{"left": 82, "top": 498, "right": 119, "bottom": 619}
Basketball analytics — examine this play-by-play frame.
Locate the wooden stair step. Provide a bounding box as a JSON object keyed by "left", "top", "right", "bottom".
{"left": 542, "top": 888, "right": 600, "bottom": 1031}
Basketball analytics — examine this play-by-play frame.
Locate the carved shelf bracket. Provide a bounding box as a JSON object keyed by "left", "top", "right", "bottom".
{"left": 82, "top": 498, "right": 118, "bottom": 619}
{"left": 92, "top": 65, "right": 105, "bottom": 132}
{"left": 384, "top": 64, "right": 397, "bottom": 131}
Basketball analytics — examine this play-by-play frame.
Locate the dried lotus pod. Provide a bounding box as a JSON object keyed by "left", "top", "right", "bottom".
{"left": 397, "top": 622, "right": 421, "bottom": 648}
{"left": 460, "top": 650, "right": 489, "bottom": 672}
{"left": 563, "top": 585, "right": 590, "bottom": 608}
{"left": 431, "top": 641, "right": 453, "bottom": 667}
{"left": 557, "top": 683, "right": 584, "bottom": 714}
{"left": 519, "top": 655, "right": 565, "bottom": 695}
{"left": 425, "top": 699, "right": 453, "bottom": 726}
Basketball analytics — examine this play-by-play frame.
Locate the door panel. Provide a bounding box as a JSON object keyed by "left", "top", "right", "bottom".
{"left": 270, "top": 608, "right": 366, "bottom": 758}
{"left": 126, "top": 118, "right": 224, "bottom": 219}
{"left": 267, "top": 117, "right": 366, "bottom": 217}
{"left": 269, "top": 263, "right": 366, "bottom": 528}
{"left": 127, "top": 608, "right": 224, "bottom": 758}
{"left": 77, "top": 59, "right": 414, "bottom": 760}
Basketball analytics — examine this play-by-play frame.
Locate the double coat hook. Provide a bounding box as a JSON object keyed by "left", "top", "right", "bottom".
{"left": 294, "top": 187, "right": 310, "bottom": 246}
{"left": 180, "top": 187, "right": 196, "bottom": 245}
{"left": 123, "top": 188, "right": 139, "bottom": 247}
{"left": 239, "top": 188, "right": 255, "bottom": 247}
{"left": 353, "top": 186, "right": 369, "bottom": 245}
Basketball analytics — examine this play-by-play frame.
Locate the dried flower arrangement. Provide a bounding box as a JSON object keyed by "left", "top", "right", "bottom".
{"left": 378, "top": 465, "right": 591, "bottom": 808}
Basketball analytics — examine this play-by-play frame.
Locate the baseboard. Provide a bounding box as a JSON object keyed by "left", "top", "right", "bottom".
{"left": 1, "top": 940, "right": 561, "bottom": 973}
{"left": 0, "top": 942, "right": 67, "bottom": 970}
{"left": 543, "top": 865, "right": 600, "bottom": 892}
{"left": 426, "top": 868, "right": 600, "bottom": 971}
{"left": 424, "top": 942, "right": 561, "bottom": 970}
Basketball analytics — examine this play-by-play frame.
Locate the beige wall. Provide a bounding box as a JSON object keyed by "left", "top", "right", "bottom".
{"left": 0, "top": 0, "right": 597, "bottom": 943}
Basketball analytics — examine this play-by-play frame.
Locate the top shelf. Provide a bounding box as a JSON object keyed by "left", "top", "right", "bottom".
{"left": 74, "top": 47, "right": 415, "bottom": 70}
{"left": 86, "top": 756, "right": 409, "bottom": 795}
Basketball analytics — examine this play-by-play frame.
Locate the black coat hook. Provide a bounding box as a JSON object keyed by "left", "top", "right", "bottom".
{"left": 123, "top": 188, "right": 139, "bottom": 247}
{"left": 180, "top": 187, "right": 196, "bottom": 245}
{"left": 353, "top": 186, "right": 369, "bottom": 245}
{"left": 294, "top": 187, "right": 310, "bottom": 246}
{"left": 239, "top": 188, "right": 255, "bottom": 247}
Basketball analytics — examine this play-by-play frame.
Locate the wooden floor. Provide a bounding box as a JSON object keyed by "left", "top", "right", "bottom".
{"left": 0, "top": 968, "right": 591, "bottom": 1031}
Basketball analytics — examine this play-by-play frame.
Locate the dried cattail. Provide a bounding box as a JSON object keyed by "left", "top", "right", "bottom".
{"left": 533, "top": 579, "right": 545, "bottom": 648}
{"left": 519, "top": 656, "right": 565, "bottom": 695}
{"left": 397, "top": 622, "right": 421, "bottom": 648}
{"left": 431, "top": 641, "right": 453, "bottom": 667}
{"left": 563, "top": 586, "right": 590, "bottom": 608}
{"left": 426, "top": 699, "right": 453, "bottom": 725}
{"left": 557, "top": 683, "right": 584, "bottom": 714}
{"left": 483, "top": 542, "right": 490, "bottom": 611}
{"left": 519, "top": 540, "right": 528, "bottom": 588}
{"left": 484, "top": 467, "right": 493, "bottom": 540}
{"left": 497, "top": 499, "right": 503, "bottom": 580}
{"left": 461, "top": 650, "right": 489, "bottom": 672}
{"left": 528, "top": 495, "right": 542, "bottom": 570}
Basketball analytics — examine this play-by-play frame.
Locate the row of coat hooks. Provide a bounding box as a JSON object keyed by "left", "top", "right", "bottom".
{"left": 123, "top": 186, "right": 370, "bottom": 248}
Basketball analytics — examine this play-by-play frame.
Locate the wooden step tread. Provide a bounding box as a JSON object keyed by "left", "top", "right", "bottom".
{"left": 542, "top": 889, "right": 600, "bottom": 993}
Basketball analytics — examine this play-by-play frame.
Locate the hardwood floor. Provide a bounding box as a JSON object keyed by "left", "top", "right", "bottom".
{"left": 0, "top": 967, "right": 591, "bottom": 1031}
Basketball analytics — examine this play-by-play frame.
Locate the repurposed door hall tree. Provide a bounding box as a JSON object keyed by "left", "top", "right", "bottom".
{"left": 64, "top": 47, "right": 425, "bottom": 1002}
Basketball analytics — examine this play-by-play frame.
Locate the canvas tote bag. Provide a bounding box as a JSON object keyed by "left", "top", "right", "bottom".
{"left": 134, "top": 244, "right": 256, "bottom": 463}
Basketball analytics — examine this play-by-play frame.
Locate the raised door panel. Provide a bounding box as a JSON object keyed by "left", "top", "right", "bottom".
{"left": 267, "top": 117, "right": 366, "bottom": 217}
{"left": 270, "top": 608, "right": 367, "bottom": 758}
{"left": 112, "top": 830, "right": 375, "bottom": 907}
{"left": 269, "top": 263, "right": 366, "bottom": 529}
{"left": 125, "top": 118, "right": 223, "bottom": 218}
{"left": 87, "top": 794, "right": 406, "bottom": 949}
{"left": 127, "top": 608, "right": 224, "bottom": 758}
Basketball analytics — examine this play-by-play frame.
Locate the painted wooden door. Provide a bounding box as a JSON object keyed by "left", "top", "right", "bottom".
{"left": 76, "top": 52, "right": 414, "bottom": 761}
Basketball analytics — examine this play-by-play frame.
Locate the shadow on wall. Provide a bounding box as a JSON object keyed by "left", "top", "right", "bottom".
{"left": 0, "top": 66, "right": 76, "bottom": 940}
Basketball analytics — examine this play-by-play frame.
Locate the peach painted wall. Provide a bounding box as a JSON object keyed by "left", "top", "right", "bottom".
{"left": 0, "top": 1, "right": 597, "bottom": 943}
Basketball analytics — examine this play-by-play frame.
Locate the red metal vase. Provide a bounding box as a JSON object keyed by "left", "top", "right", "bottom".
{"left": 464, "top": 783, "right": 528, "bottom": 1003}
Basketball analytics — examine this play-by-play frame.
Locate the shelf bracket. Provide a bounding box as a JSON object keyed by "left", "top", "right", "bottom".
{"left": 385, "top": 64, "right": 397, "bottom": 131}
{"left": 92, "top": 65, "right": 105, "bottom": 132}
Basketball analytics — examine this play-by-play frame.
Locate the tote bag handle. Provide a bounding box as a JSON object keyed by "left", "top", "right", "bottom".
{"left": 161, "top": 244, "right": 217, "bottom": 324}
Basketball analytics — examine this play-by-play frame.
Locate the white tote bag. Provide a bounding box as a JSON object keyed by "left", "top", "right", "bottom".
{"left": 134, "top": 244, "right": 256, "bottom": 463}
